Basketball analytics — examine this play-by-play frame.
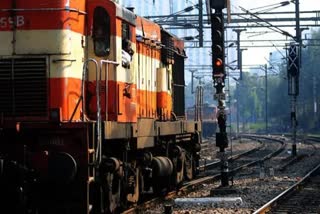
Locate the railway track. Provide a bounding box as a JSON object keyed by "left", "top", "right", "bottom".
{"left": 278, "top": 136, "right": 318, "bottom": 171}
{"left": 123, "top": 135, "right": 286, "bottom": 214}
{"left": 202, "top": 136, "right": 285, "bottom": 176}
{"left": 254, "top": 163, "right": 320, "bottom": 214}
{"left": 198, "top": 137, "right": 264, "bottom": 172}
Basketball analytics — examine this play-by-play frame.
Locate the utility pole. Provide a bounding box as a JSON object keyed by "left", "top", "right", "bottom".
{"left": 313, "top": 75, "right": 317, "bottom": 117}
{"left": 236, "top": 83, "right": 239, "bottom": 136}
{"left": 233, "top": 29, "right": 246, "bottom": 80}
{"left": 287, "top": 42, "right": 299, "bottom": 156}
{"left": 290, "top": 0, "right": 300, "bottom": 156}
{"left": 190, "top": 70, "right": 196, "bottom": 94}
{"left": 199, "top": 0, "right": 204, "bottom": 47}
{"left": 233, "top": 29, "right": 245, "bottom": 136}
{"left": 264, "top": 64, "right": 268, "bottom": 134}
{"left": 296, "top": 0, "right": 301, "bottom": 45}
{"left": 232, "top": 29, "right": 246, "bottom": 136}
{"left": 235, "top": 48, "right": 246, "bottom": 136}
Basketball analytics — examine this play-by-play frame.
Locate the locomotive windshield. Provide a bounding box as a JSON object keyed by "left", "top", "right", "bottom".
{"left": 93, "top": 6, "right": 111, "bottom": 57}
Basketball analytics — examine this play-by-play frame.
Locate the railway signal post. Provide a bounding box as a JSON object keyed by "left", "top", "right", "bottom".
{"left": 209, "top": 0, "right": 229, "bottom": 187}
{"left": 287, "top": 42, "right": 299, "bottom": 156}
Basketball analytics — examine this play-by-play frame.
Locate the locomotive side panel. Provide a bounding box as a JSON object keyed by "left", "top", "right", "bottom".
{"left": 0, "top": 0, "right": 86, "bottom": 121}
{"left": 172, "top": 37, "right": 186, "bottom": 118}
{"left": 86, "top": 2, "right": 138, "bottom": 122}
{"left": 136, "top": 16, "right": 161, "bottom": 119}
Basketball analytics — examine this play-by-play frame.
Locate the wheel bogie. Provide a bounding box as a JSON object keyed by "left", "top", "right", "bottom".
{"left": 92, "top": 135, "right": 201, "bottom": 212}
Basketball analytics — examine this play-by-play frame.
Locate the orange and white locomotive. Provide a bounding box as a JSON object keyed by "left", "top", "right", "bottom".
{"left": 0, "top": 0, "right": 201, "bottom": 213}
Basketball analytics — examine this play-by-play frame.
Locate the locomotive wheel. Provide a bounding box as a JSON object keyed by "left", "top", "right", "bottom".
{"left": 151, "top": 159, "right": 166, "bottom": 195}
{"left": 184, "top": 154, "right": 195, "bottom": 180}
{"left": 174, "top": 154, "right": 185, "bottom": 185}
{"left": 105, "top": 173, "right": 121, "bottom": 214}
{"left": 89, "top": 178, "right": 121, "bottom": 214}
{"left": 127, "top": 168, "right": 140, "bottom": 204}
{"left": 151, "top": 157, "right": 173, "bottom": 195}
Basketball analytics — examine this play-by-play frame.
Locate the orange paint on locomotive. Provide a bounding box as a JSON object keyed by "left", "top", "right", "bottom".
{"left": 0, "top": 0, "right": 175, "bottom": 123}
{"left": 50, "top": 78, "right": 82, "bottom": 120}
{"left": 0, "top": 0, "right": 85, "bottom": 33}
{"left": 0, "top": 0, "right": 86, "bottom": 121}
{"left": 135, "top": 44, "right": 160, "bottom": 118}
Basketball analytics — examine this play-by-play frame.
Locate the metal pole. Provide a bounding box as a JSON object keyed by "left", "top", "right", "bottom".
{"left": 291, "top": 96, "right": 297, "bottom": 156}
{"left": 233, "top": 29, "right": 246, "bottom": 80}
{"left": 296, "top": 0, "right": 301, "bottom": 44}
{"left": 265, "top": 64, "right": 268, "bottom": 134}
{"left": 313, "top": 75, "right": 317, "bottom": 117}
{"left": 191, "top": 70, "right": 195, "bottom": 94}
{"left": 199, "top": 0, "right": 203, "bottom": 47}
{"left": 239, "top": 49, "right": 243, "bottom": 80}
{"left": 292, "top": 0, "right": 300, "bottom": 156}
{"left": 236, "top": 85, "right": 239, "bottom": 136}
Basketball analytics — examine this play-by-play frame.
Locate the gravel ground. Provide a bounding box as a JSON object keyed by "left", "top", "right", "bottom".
{"left": 144, "top": 137, "right": 320, "bottom": 214}
{"left": 201, "top": 138, "right": 258, "bottom": 161}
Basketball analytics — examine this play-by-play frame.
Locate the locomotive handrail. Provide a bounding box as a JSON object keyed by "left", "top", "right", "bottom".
{"left": 74, "top": 59, "right": 118, "bottom": 164}
{"left": 70, "top": 58, "right": 98, "bottom": 123}
{"left": 100, "top": 60, "right": 119, "bottom": 122}
{"left": 96, "top": 60, "right": 119, "bottom": 164}
{"left": 0, "top": 7, "right": 87, "bottom": 15}
{"left": 84, "top": 59, "right": 102, "bottom": 163}
{"left": 97, "top": 60, "right": 119, "bottom": 164}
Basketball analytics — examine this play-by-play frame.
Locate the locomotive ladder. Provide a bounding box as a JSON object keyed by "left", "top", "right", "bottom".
{"left": 84, "top": 59, "right": 119, "bottom": 212}
{"left": 81, "top": 59, "right": 99, "bottom": 184}
{"left": 80, "top": 59, "right": 119, "bottom": 184}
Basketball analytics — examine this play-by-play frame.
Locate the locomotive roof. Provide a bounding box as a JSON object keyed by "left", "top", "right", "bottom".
{"left": 160, "top": 27, "right": 187, "bottom": 57}
{"left": 115, "top": 3, "right": 136, "bottom": 26}
{"left": 136, "top": 16, "right": 161, "bottom": 42}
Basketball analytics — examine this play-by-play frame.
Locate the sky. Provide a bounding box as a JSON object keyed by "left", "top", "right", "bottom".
{"left": 185, "top": 0, "right": 320, "bottom": 82}
{"left": 119, "top": 0, "right": 320, "bottom": 83}
{"left": 229, "top": 0, "right": 320, "bottom": 72}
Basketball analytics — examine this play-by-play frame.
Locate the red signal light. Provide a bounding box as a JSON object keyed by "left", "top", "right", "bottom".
{"left": 215, "top": 58, "right": 223, "bottom": 67}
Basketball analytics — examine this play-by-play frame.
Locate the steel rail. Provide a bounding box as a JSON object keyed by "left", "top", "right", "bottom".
{"left": 253, "top": 162, "right": 320, "bottom": 214}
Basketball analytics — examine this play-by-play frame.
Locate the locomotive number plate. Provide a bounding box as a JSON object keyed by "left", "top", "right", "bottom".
{"left": 0, "top": 15, "right": 25, "bottom": 28}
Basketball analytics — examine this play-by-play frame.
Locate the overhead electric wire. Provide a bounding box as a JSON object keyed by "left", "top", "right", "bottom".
{"left": 249, "top": 1, "right": 291, "bottom": 12}
{"left": 239, "top": 6, "right": 295, "bottom": 39}
{"left": 154, "top": 4, "right": 199, "bottom": 22}
{"left": 246, "top": 31, "right": 275, "bottom": 38}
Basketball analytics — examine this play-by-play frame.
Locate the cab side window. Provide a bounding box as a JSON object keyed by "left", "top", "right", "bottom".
{"left": 121, "top": 22, "right": 134, "bottom": 68}
{"left": 93, "top": 7, "right": 110, "bottom": 57}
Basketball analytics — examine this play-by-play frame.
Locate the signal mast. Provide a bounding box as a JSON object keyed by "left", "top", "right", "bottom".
{"left": 208, "top": 0, "right": 229, "bottom": 187}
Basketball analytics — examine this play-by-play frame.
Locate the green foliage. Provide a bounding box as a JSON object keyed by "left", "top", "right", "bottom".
{"left": 232, "top": 29, "right": 320, "bottom": 133}
{"left": 297, "top": 29, "right": 320, "bottom": 132}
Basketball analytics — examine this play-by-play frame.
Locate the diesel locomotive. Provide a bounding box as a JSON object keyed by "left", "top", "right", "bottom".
{"left": 186, "top": 103, "right": 217, "bottom": 138}
{"left": 0, "top": 0, "right": 202, "bottom": 213}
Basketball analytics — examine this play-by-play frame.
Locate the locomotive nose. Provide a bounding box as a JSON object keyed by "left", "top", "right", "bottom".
{"left": 47, "top": 152, "right": 78, "bottom": 184}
